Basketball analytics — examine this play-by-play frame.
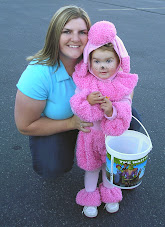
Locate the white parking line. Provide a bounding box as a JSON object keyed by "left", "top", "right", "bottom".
{"left": 98, "top": 7, "right": 165, "bottom": 11}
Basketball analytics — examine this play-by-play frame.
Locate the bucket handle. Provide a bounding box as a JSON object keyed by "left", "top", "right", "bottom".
{"left": 132, "top": 115, "right": 152, "bottom": 147}
{"left": 105, "top": 116, "right": 152, "bottom": 148}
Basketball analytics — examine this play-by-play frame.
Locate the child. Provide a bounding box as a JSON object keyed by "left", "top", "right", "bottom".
{"left": 70, "top": 21, "right": 138, "bottom": 218}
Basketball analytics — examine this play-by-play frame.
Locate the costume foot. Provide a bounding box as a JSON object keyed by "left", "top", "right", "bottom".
{"left": 105, "top": 202, "right": 119, "bottom": 213}
{"left": 83, "top": 206, "right": 98, "bottom": 218}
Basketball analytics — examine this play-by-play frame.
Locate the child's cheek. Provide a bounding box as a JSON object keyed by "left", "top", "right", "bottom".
{"left": 107, "top": 65, "right": 113, "bottom": 69}
{"left": 94, "top": 66, "right": 99, "bottom": 71}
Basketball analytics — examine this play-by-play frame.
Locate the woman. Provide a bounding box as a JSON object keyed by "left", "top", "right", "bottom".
{"left": 15, "top": 5, "right": 92, "bottom": 178}
{"left": 15, "top": 5, "right": 141, "bottom": 179}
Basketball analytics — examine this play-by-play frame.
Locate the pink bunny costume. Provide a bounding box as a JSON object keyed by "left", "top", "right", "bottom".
{"left": 70, "top": 21, "right": 138, "bottom": 207}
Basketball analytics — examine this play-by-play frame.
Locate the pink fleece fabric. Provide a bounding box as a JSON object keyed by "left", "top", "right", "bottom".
{"left": 76, "top": 184, "right": 122, "bottom": 206}
{"left": 76, "top": 188, "right": 101, "bottom": 206}
{"left": 99, "top": 183, "right": 122, "bottom": 203}
{"left": 76, "top": 129, "right": 106, "bottom": 171}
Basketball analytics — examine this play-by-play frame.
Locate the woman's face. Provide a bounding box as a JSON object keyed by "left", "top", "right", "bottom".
{"left": 59, "top": 18, "right": 88, "bottom": 61}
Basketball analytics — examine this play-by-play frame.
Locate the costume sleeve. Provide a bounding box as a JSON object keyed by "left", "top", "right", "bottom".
{"left": 70, "top": 89, "right": 104, "bottom": 122}
{"left": 101, "top": 96, "right": 132, "bottom": 136}
{"left": 104, "top": 95, "right": 132, "bottom": 120}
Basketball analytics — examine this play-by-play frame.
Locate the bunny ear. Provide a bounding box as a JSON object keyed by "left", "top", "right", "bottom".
{"left": 83, "top": 42, "right": 90, "bottom": 64}
{"left": 114, "top": 36, "right": 130, "bottom": 73}
{"left": 121, "top": 56, "right": 130, "bottom": 73}
{"left": 74, "top": 61, "right": 88, "bottom": 77}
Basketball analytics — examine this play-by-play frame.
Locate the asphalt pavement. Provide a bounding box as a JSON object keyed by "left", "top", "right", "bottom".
{"left": 0, "top": 0, "right": 165, "bottom": 226}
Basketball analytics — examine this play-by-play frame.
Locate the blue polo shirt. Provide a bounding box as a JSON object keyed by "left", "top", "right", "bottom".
{"left": 17, "top": 61, "right": 76, "bottom": 120}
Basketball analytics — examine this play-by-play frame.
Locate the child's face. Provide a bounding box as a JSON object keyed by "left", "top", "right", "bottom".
{"left": 91, "top": 48, "right": 119, "bottom": 79}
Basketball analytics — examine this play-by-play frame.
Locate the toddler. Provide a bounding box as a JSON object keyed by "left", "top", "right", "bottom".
{"left": 70, "top": 21, "right": 138, "bottom": 218}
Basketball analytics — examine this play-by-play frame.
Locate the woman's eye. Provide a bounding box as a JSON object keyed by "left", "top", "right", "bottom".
{"left": 62, "top": 30, "right": 70, "bottom": 34}
{"left": 80, "top": 31, "right": 87, "bottom": 35}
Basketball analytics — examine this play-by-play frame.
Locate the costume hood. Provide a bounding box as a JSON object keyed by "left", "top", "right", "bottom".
{"left": 83, "top": 21, "right": 130, "bottom": 75}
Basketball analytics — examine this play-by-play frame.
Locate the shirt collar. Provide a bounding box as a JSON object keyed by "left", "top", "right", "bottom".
{"left": 55, "top": 61, "right": 71, "bottom": 82}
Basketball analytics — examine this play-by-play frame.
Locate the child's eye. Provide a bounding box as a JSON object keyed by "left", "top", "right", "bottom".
{"left": 94, "top": 60, "right": 99, "bottom": 63}
{"left": 107, "top": 59, "right": 112, "bottom": 63}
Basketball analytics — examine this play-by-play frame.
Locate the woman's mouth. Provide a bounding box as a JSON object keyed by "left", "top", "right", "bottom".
{"left": 68, "top": 45, "right": 80, "bottom": 48}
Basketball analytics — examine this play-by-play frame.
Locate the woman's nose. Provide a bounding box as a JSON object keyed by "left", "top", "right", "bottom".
{"left": 71, "top": 32, "right": 80, "bottom": 42}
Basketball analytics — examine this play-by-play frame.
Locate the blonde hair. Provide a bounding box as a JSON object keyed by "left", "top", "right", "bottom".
{"left": 27, "top": 5, "right": 91, "bottom": 67}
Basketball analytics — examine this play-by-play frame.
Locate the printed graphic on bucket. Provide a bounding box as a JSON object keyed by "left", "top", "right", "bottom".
{"left": 106, "top": 152, "right": 148, "bottom": 188}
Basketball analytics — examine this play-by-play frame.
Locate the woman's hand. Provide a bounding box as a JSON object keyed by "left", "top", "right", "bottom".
{"left": 70, "top": 115, "right": 93, "bottom": 133}
{"left": 100, "top": 97, "right": 113, "bottom": 117}
{"left": 87, "top": 91, "right": 104, "bottom": 105}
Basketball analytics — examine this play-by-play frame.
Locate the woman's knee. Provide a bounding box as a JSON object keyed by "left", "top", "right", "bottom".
{"left": 29, "top": 130, "right": 78, "bottom": 179}
{"left": 32, "top": 161, "right": 73, "bottom": 179}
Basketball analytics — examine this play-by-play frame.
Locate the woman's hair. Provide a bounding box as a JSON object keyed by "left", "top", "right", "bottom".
{"left": 27, "top": 5, "right": 91, "bottom": 67}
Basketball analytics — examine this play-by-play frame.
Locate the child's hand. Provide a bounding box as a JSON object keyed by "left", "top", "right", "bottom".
{"left": 100, "top": 97, "right": 113, "bottom": 117}
{"left": 87, "top": 91, "right": 104, "bottom": 105}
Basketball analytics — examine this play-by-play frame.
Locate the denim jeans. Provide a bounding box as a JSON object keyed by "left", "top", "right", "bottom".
{"left": 129, "top": 107, "right": 142, "bottom": 131}
{"left": 29, "top": 129, "right": 78, "bottom": 179}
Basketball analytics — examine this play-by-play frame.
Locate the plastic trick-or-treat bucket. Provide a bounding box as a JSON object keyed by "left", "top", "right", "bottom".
{"left": 105, "top": 116, "right": 153, "bottom": 189}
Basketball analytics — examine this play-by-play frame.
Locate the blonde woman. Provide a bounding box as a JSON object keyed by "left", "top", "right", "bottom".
{"left": 15, "top": 5, "right": 92, "bottom": 178}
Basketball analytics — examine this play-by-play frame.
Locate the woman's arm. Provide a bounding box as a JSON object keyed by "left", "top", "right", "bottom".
{"left": 14, "top": 90, "right": 92, "bottom": 136}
